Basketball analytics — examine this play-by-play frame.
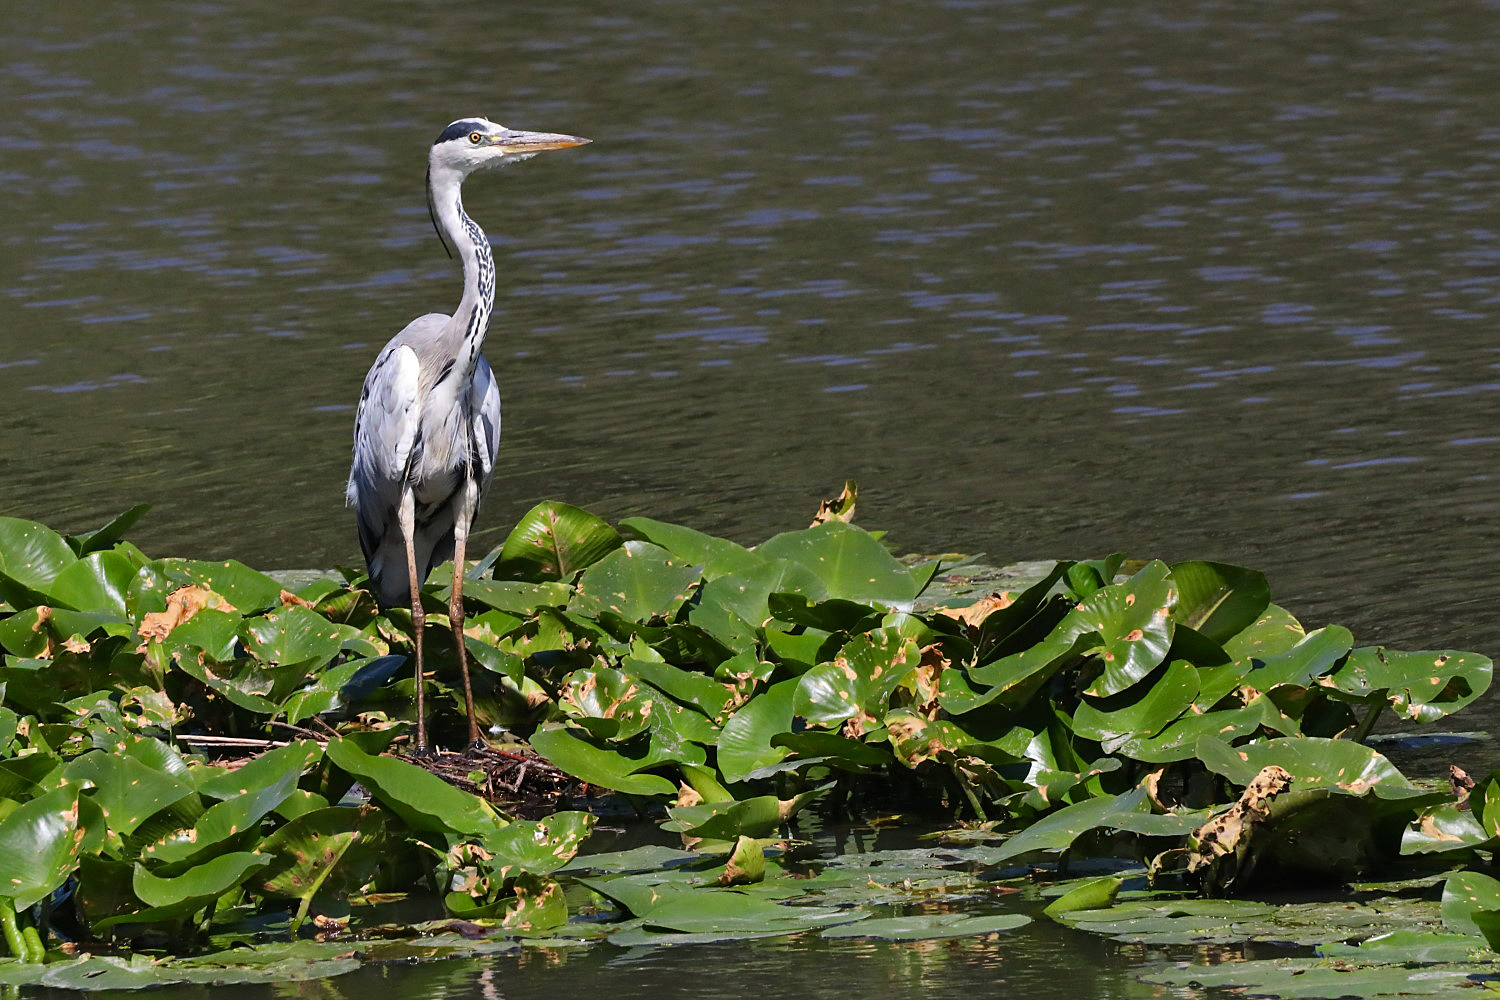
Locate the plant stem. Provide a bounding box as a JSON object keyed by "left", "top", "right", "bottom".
{"left": 952, "top": 766, "right": 988, "bottom": 821}
{"left": 0, "top": 907, "right": 24, "bottom": 961}
{"left": 1351, "top": 695, "right": 1386, "bottom": 744}
{"left": 291, "top": 896, "right": 313, "bottom": 934}
{"left": 19, "top": 924, "right": 43, "bottom": 963}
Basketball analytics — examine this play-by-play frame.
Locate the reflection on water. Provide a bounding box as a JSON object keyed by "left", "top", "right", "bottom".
{"left": 4, "top": 3, "right": 1500, "bottom": 990}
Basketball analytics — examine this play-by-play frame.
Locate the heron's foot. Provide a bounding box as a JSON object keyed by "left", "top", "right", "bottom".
{"left": 408, "top": 743, "right": 437, "bottom": 760}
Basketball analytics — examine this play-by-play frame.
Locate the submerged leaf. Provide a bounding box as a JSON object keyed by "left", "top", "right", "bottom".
{"left": 822, "top": 912, "right": 1029, "bottom": 940}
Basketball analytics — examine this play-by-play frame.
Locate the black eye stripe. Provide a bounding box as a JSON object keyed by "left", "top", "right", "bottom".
{"left": 435, "top": 119, "right": 486, "bottom": 145}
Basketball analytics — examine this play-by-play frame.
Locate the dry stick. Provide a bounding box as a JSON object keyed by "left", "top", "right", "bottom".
{"left": 267, "top": 721, "right": 330, "bottom": 742}
{"left": 177, "top": 735, "right": 290, "bottom": 749}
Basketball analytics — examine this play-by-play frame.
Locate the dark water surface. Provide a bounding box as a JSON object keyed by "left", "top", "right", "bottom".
{"left": 5, "top": 0, "right": 1500, "bottom": 994}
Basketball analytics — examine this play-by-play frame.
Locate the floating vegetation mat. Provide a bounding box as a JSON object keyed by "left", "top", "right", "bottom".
{"left": 0, "top": 488, "right": 1496, "bottom": 991}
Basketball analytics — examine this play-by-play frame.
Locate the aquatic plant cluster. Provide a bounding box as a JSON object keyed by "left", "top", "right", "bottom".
{"left": 0, "top": 499, "right": 1498, "bottom": 991}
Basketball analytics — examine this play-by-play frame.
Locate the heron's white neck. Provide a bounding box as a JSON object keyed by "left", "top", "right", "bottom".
{"left": 429, "top": 165, "right": 496, "bottom": 379}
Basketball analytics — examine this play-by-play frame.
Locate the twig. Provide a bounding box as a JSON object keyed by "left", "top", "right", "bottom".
{"left": 267, "top": 721, "right": 330, "bottom": 743}
{"left": 177, "top": 735, "right": 290, "bottom": 749}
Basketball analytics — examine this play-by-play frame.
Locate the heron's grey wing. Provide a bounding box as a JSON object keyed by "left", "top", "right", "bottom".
{"left": 469, "top": 354, "right": 503, "bottom": 501}
{"left": 348, "top": 339, "right": 422, "bottom": 606}
{"left": 416, "top": 354, "right": 502, "bottom": 577}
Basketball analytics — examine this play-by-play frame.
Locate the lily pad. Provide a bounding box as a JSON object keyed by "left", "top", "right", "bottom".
{"left": 495, "top": 501, "right": 621, "bottom": 582}
{"left": 570, "top": 541, "right": 700, "bottom": 623}
{"left": 324, "top": 738, "right": 504, "bottom": 836}
{"left": 755, "top": 522, "right": 918, "bottom": 606}
{"left": 528, "top": 725, "right": 676, "bottom": 796}
{"left": 715, "top": 679, "right": 798, "bottom": 783}
{"left": 0, "top": 784, "right": 89, "bottom": 910}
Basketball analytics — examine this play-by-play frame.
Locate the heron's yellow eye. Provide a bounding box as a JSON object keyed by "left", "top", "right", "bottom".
{"left": 469, "top": 132, "right": 482, "bottom": 144}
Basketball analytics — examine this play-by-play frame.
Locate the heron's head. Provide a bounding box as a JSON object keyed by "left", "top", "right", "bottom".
{"left": 430, "top": 118, "right": 590, "bottom": 177}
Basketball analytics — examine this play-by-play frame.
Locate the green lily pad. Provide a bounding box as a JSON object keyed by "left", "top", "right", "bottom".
{"left": 48, "top": 551, "right": 140, "bottom": 616}
{"left": 619, "top": 657, "right": 732, "bottom": 719}
{"left": 145, "top": 767, "right": 301, "bottom": 866}
{"left": 495, "top": 501, "right": 622, "bottom": 582}
{"left": 570, "top": 541, "right": 700, "bottom": 623}
{"left": 979, "top": 788, "right": 1150, "bottom": 864}
{"left": 162, "top": 559, "right": 283, "bottom": 612}
{"left": 1328, "top": 647, "right": 1492, "bottom": 723}
{"left": 160, "top": 608, "right": 241, "bottom": 662}
{"left": 1320, "top": 930, "right": 1492, "bottom": 964}
{"left": 324, "top": 738, "right": 504, "bottom": 836}
{"left": 116, "top": 851, "right": 271, "bottom": 927}
{"left": 528, "top": 725, "right": 676, "bottom": 796}
{"left": 241, "top": 605, "right": 347, "bottom": 669}
{"left": 1142, "top": 957, "right": 1491, "bottom": 998}
{"left": 1042, "top": 875, "right": 1122, "bottom": 918}
{"left": 68, "top": 504, "right": 151, "bottom": 557}
{"left": 638, "top": 891, "right": 863, "bottom": 934}
{"left": 64, "top": 752, "right": 195, "bottom": 837}
{"left": 755, "top": 522, "right": 918, "bottom": 606}
{"left": 1441, "top": 869, "right": 1500, "bottom": 939}
{"left": 460, "top": 578, "right": 575, "bottom": 613}
{"left": 0, "top": 517, "right": 76, "bottom": 605}
{"left": 0, "top": 941, "right": 362, "bottom": 989}
{"left": 1077, "top": 560, "right": 1177, "bottom": 697}
{"left": 663, "top": 795, "right": 782, "bottom": 840}
{"left": 793, "top": 627, "right": 921, "bottom": 727}
{"left": 1240, "top": 625, "right": 1354, "bottom": 693}
{"left": 557, "top": 845, "right": 700, "bottom": 875}
{"left": 1071, "top": 659, "right": 1200, "bottom": 749}
{"left": 715, "top": 678, "right": 798, "bottom": 782}
{"left": 0, "top": 783, "right": 89, "bottom": 910}
{"left": 480, "top": 812, "right": 596, "bottom": 877}
{"left": 605, "top": 923, "right": 801, "bottom": 947}
{"left": 691, "top": 559, "right": 827, "bottom": 652}
{"left": 1197, "top": 736, "right": 1427, "bottom": 798}
{"left": 259, "top": 806, "right": 387, "bottom": 929}
{"left": 619, "top": 516, "right": 759, "bottom": 577}
{"left": 1168, "top": 561, "right": 1270, "bottom": 645}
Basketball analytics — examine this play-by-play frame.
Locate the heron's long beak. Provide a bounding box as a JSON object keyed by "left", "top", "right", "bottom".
{"left": 496, "top": 130, "right": 591, "bottom": 154}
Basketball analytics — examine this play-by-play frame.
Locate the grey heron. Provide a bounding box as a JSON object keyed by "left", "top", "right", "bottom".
{"left": 347, "top": 118, "right": 589, "bottom": 754}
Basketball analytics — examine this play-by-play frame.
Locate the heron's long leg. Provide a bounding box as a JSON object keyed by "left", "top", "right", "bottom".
{"left": 450, "top": 477, "right": 483, "bottom": 749}
{"left": 398, "top": 490, "right": 430, "bottom": 755}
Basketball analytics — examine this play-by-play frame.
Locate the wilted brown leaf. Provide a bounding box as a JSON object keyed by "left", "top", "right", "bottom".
{"left": 1187, "top": 764, "right": 1292, "bottom": 878}
{"left": 840, "top": 710, "right": 880, "bottom": 740}
{"left": 810, "top": 480, "right": 858, "bottom": 527}
{"left": 674, "top": 782, "right": 703, "bottom": 810}
{"left": 279, "top": 589, "right": 316, "bottom": 609}
{"left": 136, "top": 586, "right": 236, "bottom": 652}
{"left": 909, "top": 643, "right": 949, "bottom": 719}
{"left": 937, "top": 592, "right": 1015, "bottom": 628}
{"left": 1142, "top": 767, "right": 1168, "bottom": 810}
{"left": 1451, "top": 764, "right": 1475, "bottom": 810}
